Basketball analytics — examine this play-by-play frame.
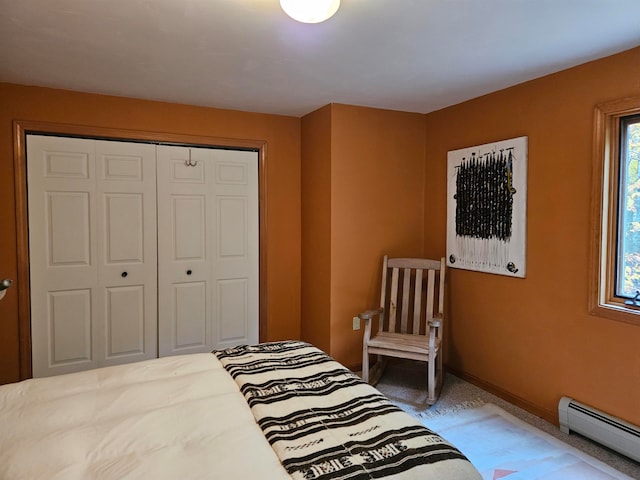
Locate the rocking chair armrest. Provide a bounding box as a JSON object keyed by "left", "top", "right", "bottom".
{"left": 428, "top": 316, "right": 442, "bottom": 328}
{"left": 358, "top": 308, "right": 384, "bottom": 321}
{"left": 428, "top": 316, "right": 442, "bottom": 349}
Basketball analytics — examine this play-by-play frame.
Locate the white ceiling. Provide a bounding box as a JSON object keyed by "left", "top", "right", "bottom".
{"left": 1, "top": 0, "right": 640, "bottom": 117}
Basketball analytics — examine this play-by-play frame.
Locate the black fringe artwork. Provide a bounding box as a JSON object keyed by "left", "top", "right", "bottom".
{"left": 454, "top": 148, "right": 515, "bottom": 241}
{"left": 452, "top": 148, "right": 517, "bottom": 270}
{"left": 447, "top": 136, "right": 526, "bottom": 277}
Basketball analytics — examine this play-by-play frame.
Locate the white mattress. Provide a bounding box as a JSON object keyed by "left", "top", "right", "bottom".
{"left": 0, "top": 354, "right": 291, "bottom": 479}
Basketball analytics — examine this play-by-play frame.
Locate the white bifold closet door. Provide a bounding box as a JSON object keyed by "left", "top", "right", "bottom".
{"left": 27, "top": 135, "right": 259, "bottom": 378}
{"left": 27, "top": 135, "right": 158, "bottom": 377}
{"left": 156, "top": 145, "right": 259, "bottom": 356}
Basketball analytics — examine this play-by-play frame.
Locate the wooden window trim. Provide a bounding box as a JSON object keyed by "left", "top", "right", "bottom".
{"left": 589, "top": 95, "right": 640, "bottom": 325}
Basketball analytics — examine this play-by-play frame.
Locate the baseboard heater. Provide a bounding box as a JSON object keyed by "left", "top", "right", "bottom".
{"left": 558, "top": 396, "right": 640, "bottom": 462}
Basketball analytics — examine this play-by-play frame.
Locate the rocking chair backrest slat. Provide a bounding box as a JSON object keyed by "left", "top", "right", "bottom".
{"left": 378, "top": 255, "right": 389, "bottom": 325}
{"left": 400, "top": 268, "right": 411, "bottom": 333}
{"left": 426, "top": 268, "right": 435, "bottom": 323}
{"left": 412, "top": 269, "right": 423, "bottom": 334}
{"left": 438, "top": 257, "right": 446, "bottom": 318}
{"left": 379, "top": 256, "right": 444, "bottom": 336}
{"left": 388, "top": 267, "right": 400, "bottom": 332}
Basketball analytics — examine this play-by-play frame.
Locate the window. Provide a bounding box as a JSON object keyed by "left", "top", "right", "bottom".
{"left": 590, "top": 96, "right": 640, "bottom": 325}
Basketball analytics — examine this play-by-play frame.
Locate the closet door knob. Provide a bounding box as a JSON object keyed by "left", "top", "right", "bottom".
{"left": 121, "top": 272, "right": 128, "bottom": 278}
{"left": 0, "top": 279, "right": 11, "bottom": 301}
{"left": 186, "top": 270, "right": 192, "bottom": 275}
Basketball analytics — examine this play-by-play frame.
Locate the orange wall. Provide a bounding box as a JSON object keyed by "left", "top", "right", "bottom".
{"left": 0, "top": 83, "right": 301, "bottom": 384}
{"left": 329, "top": 104, "right": 426, "bottom": 366}
{"left": 301, "top": 105, "right": 332, "bottom": 352}
{"left": 423, "top": 47, "right": 640, "bottom": 425}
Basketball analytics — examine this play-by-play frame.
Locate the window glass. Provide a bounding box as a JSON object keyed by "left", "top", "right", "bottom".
{"left": 617, "top": 115, "right": 640, "bottom": 298}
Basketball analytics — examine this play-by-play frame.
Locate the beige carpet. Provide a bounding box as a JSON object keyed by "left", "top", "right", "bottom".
{"left": 373, "top": 360, "right": 640, "bottom": 479}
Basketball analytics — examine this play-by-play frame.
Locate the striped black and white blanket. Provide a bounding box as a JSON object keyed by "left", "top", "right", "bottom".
{"left": 214, "top": 341, "right": 479, "bottom": 480}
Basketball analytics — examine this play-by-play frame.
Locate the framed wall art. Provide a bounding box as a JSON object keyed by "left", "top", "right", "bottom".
{"left": 446, "top": 136, "right": 527, "bottom": 278}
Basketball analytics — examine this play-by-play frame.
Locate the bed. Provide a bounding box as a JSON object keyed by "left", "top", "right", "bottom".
{"left": 0, "top": 341, "right": 481, "bottom": 479}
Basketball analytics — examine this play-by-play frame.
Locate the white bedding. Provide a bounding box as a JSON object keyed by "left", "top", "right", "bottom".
{"left": 0, "top": 343, "right": 481, "bottom": 480}
{"left": 0, "top": 354, "right": 290, "bottom": 479}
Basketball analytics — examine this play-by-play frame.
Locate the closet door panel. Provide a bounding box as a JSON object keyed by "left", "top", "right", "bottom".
{"left": 105, "top": 285, "right": 145, "bottom": 358}
{"left": 157, "top": 146, "right": 212, "bottom": 356}
{"left": 211, "top": 149, "right": 259, "bottom": 349}
{"left": 104, "top": 193, "right": 144, "bottom": 263}
{"left": 217, "top": 278, "right": 248, "bottom": 344}
{"left": 28, "top": 136, "right": 157, "bottom": 377}
{"left": 27, "top": 135, "right": 100, "bottom": 377}
{"left": 96, "top": 140, "right": 158, "bottom": 366}
{"left": 217, "top": 197, "right": 247, "bottom": 258}
{"left": 48, "top": 289, "right": 93, "bottom": 366}
{"left": 43, "top": 150, "right": 90, "bottom": 178}
{"left": 102, "top": 153, "right": 143, "bottom": 181}
{"left": 46, "top": 192, "right": 92, "bottom": 266}
{"left": 43, "top": 192, "right": 95, "bottom": 289}
{"left": 173, "top": 282, "right": 207, "bottom": 349}
{"left": 173, "top": 195, "right": 206, "bottom": 260}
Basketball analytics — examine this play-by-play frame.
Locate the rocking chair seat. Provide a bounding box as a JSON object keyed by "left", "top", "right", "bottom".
{"left": 367, "top": 330, "right": 440, "bottom": 359}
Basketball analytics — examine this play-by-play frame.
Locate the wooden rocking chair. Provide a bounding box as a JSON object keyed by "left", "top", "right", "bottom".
{"left": 358, "top": 256, "right": 446, "bottom": 405}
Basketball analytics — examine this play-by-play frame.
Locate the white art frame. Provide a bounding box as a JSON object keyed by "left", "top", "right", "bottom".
{"left": 446, "top": 136, "right": 527, "bottom": 278}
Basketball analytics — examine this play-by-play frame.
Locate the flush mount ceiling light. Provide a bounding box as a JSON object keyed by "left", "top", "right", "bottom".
{"left": 280, "top": 0, "right": 340, "bottom": 24}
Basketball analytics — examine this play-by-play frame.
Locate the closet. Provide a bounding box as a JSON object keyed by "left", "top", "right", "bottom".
{"left": 27, "top": 135, "right": 259, "bottom": 378}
